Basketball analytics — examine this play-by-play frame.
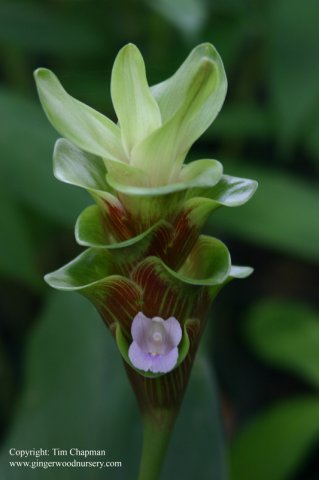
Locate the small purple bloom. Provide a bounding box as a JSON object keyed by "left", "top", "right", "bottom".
{"left": 128, "top": 312, "right": 182, "bottom": 374}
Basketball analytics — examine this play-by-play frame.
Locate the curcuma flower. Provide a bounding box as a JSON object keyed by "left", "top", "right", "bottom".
{"left": 34, "top": 43, "right": 257, "bottom": 480}
{"left": 129, "top": 313, "right": 182, "bottom": 374}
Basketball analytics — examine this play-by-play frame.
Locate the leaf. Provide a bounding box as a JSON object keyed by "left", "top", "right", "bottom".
{"left": 0, "top": 88, "right": 88, "bottom": 226}
{"left": 107, "top": 159, "right": 223, "bottom": 195}
{"left": 179, "top": 158, "right": 223, "bottom": 187}
{"left": 228, "top": 265, "right": 253, "bottom": 280}
{"left": 245, "top": 299, "right": 319, "bottom": 389}
{"left": 164, "top": 359, "right": 228, "bottom": 480}
{"left": 44, "top": 248, "right": 118, "bottom": 291}
{"left": 0, "top": 293, "right": 141, "bottom": 480}
{"left": 75, "top": 205, "right": 113, "bottom": 246}
{"left": 175, "top": 174, "right": 257, "bottom": 240}
{"left": 268, "top": 0, "right": 319, "bottom": 146}
{"left": 132, "top": 59, "right": 217, "bottom": 185}
{"left": 43, "top": 247, "right": 144, "bottom": 335}
{"left": 151, "top": 43, "right": 227, "bottom": 129}
{"left": 132, "top": 43, "right": 227, "bottom": 185}
{"left": 103, "top": 158, "right": 223, "bottom": 236}
{"left": 211, "top": 161, "right": 319, "bottom": 263}
{"left": 177, "top": 235, "right": 231, "bottom": 286}
{"left": 205, "top": 175, "right": 258, "bottom": 206}
{"left": 111, "top": 44, "right": 161, "bottom": 155}
{"left": 75, "top": 205, "right": 170, "bottom": 249}
{"left": 207, "top": 104, "right": 272, "bottom": 141}
{"left": 231, "top": 397, "right": 319, "bottom": 480}
{"left": 53, "top": 140, "right": 139, "bottom": 242}
{"left": 0, "top": 293, "right": 228, "bottom": 480}
{"left": 53, "top": 139, "right": 109, "bottom": 194}
{"left": 34, "top": 69, "right": 126, "bottom": 162}
{"left": 0, "top": 2, "right": 102, "bottom": 55}
{"left": 146, "top": 0, "right": 208, "bottom": 37}
{"left": 54, "top": 138, "right": 149, "bottom": 193}
{"left": 0, "top": 187, "right": 40, "bottom": 288}
{"left": 45, "top": 233, "right": 231, "bottom": 301}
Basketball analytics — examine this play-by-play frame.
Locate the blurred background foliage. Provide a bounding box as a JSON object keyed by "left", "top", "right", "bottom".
{"left": 0, "top": 0, "right": 318, "bottom": 479}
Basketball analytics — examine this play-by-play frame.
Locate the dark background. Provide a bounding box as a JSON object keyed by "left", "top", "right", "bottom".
{"left": 0, "top": 0, "right": 319, "bottom": 479}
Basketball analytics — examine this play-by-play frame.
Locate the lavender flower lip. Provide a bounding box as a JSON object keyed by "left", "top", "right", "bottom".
{"left": 128, "top": 312, "right": 182, "bottom": 374}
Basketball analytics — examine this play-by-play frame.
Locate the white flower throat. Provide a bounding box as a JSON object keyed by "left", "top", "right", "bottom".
{"left": 148, "top": 319, "right": 166, "bottom": 356}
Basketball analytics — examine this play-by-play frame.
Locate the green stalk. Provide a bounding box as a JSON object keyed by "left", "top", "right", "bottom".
{"left": 138, "top": 411, "right": 175, "bottom": 480}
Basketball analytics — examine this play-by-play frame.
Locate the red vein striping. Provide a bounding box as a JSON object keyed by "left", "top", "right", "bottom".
{"left": 88, "top": 278, "right": 142, "bottom": 337}
{"left": 165, "top": 210, "right": 199, "bottom": 269}
{"left": 132, "top": 261, "right": 193, "bottom": 320}
{"left": 145, "top": 223, "right": 173, "bottom": 260}
{"left": 102, "top": 199, "right": 136, "bottom": 241}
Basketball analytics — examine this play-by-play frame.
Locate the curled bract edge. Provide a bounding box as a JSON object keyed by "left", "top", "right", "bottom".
{"left": 36, "top": 43, "right": 257, "bottom": 413}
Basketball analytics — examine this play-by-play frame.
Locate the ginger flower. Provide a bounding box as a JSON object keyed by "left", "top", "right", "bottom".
{"left": 34, "top": 41, "right": 258, "bottom": 480}
{"left": 129, "top": 313, "right": 182, "bottom": 374}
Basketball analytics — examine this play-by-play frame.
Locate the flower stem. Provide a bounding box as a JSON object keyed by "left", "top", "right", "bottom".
{"left": 138, "top": 411, "right": 175, "bottom": 480}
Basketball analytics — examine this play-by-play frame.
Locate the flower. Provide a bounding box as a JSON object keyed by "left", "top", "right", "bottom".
{"left": 34, "top": 43, "right": 227, "bottom": 189}
{"left": 36, "top": 42, "right": 257, "bottom": 420}
{"left": 128, "top": 313, "right": 182, "bottom": 374}
{"left": 35, "top": 43, "right": 258, "bottom": 479}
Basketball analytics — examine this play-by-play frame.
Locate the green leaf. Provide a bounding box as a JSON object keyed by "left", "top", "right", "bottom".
{"left": 182, "top": 174, "right": 258, "bottom": 231}
{"left": 177, "top": 235, "right": 231, "bottom": 286}
{"left": 0, "top": 187, "right": 40, "bottom": 289}
{"left": 179, "top": 159, "right": 223, "bottom": 184}
{"left": 75, "top": 205, "right": 112, "bottom": 246}
{"left": 129, "top": 236, "right": 231, "bottom": 319}
{"left": 132, "top": 60, "right": 217, "bottom": 185}
{"left": 75, "top": 205, "right": 171, "bottom": 249}
{"left": 207, "top": 104, "right": 272, "bottom": 141}
{"left": 104, "top": 158, "right": 149, "bottom": 188}
{"left": 0, "top": 294, "right": 228, "bottom": 479}
{"left": 111, "top": 44, "right": 161, "bottom": 155}
{"left": 268, "top": 0, "right": 319, "bottom": 146}
{"left": 54, "top": 138, "right": 149, "bottom": 194}
{"left": 0, "top": 2, "right": 102, "bottom": 55}
{"left": 151, "top": 43, "right": 227, "bottom": 127}
{"left": 245, "top": 299, "right": 319, "bottom": 389}
{"left": 228, "top": 265, "right": 253, "bottom": 280}
{"left": 203, "top": 174, "right": 258, "bottom": 206}
{"left": 231, "top": 397, "right": 319, "bottom": 480}
{"left": 0, "top": 88, "right": 88, "bottom": 226}
{"left": 44, "top": 248, "right": 117, "bottom": 291}
{"left": 211, "top": 161, "right": 319, "bottom": 263}
{"left": 45, "top": 233, "right": 230, "bottom": 297}
{"left": 146, "top": 0, "right": 207, "bottom": 36}
{"left": 107, "top": 158, "right": 223, "bottom": 195}
{"left": 53, "top": 138, "right": 109, "bottom": 194}
{"left": 53, "top": 139, "right": 140, "bottom": 242}
{"left": 44, "top": 247, "right": 147, "bottom": 293}
{"left": 105, "top": 159, "right": 223, "bottom": 230}
{"left": 45, "top": 250, "right": 142, "bottom": 336}
{"left": 132, "top": 43, "right": 227, "bottom": 185}
{"left": 164, "top": 359, "right": 228, "bottom": 480}
{"left": 34, "top": 69, "right": 126, "bottom": 162}
{"left": 0, "top": 293, "right": 141, "bottom": 480}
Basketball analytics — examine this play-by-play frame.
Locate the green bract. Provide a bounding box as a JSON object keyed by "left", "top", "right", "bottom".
{"left": 35, "top": 43, "right": 257, "bottom": 418}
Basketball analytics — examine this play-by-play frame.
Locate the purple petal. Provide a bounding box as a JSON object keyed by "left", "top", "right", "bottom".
{"left": 131, "top": 312, "right": 150, "bottom": 345}
{"left": 128, "top": 341, "right": 152, "bottom": 371}
{"left": 163, "top": 317, "right": 182, "bottom": 347}
{"left": 149, "top": 347, "right": 179, "bottom": 373}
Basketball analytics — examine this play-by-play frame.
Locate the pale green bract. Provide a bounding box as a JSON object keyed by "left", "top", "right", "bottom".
{"left": 35, "top": 43, "right": 257, "bottom": 480}
{"left": 34, "top": 43, "right": 227, "bottom": 187}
